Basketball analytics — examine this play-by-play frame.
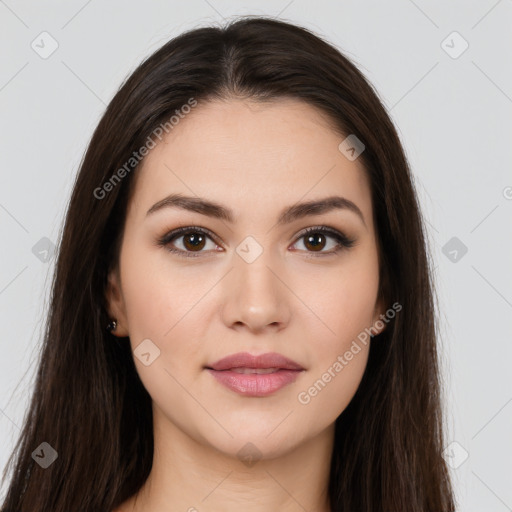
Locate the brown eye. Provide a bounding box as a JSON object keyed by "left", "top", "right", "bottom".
{"left": 182, "top": 232, "right": 207, "bottom": 251}
{"left": 158, "top": 227, "right": 220, "bottom": 258}
{"left": 291, "top": 226, "right": 356, "bottom": 256}
{"left": 303, "top": 232, "right": 327, "bottom": 252}
{"left": 158, "top": 225, "right": 355, "bottom": 259}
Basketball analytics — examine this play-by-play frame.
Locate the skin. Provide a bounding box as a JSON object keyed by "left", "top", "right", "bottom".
{"left": 107, "top": 97, "right": 386, "bottom": 512}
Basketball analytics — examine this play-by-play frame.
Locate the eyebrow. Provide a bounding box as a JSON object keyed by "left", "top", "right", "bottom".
{"left": 146, "top": 193, "right": 366, "bottom": 228}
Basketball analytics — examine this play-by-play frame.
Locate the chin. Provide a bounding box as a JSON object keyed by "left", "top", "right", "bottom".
{"left": 199, "top": 423, "right": 306, "bottom": 462}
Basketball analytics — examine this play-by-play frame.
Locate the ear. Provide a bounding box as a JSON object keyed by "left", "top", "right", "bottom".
{"left": 105, "top": 268, "right": 129, "bottom": 337}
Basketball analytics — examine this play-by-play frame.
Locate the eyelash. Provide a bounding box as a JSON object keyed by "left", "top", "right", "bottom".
{"left": 157, "top": 225, "right": 356, "bottom": 259}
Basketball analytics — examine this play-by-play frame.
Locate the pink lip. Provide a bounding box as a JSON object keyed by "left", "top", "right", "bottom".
{"left": 205, "top": 352, "right": 305, "bottom": 397}
{"left": 207, "top": 352, "right": 304, "bottom": 371}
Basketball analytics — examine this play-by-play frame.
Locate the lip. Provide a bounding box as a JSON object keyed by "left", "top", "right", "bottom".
{"left": 206, "top": 352, "right": 304, "bottom": 371}
{"left": 205, "top": 352, "right": 305, "bottom": 397}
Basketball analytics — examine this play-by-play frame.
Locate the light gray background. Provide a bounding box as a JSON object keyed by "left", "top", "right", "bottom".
{"left": 1, "top": 1, "right": 511, "bottom": 510}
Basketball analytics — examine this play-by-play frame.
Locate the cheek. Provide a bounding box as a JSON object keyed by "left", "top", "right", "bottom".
{"left": 291, "top": 253, "right": 378, "bottom": 422}
{"left": 298, "top": 248, "right": 380, "bottom": 345}
{"left": 120, "top": 242, "right": 205, "bottom": 338}
{"left": 119, "top": 249, "right": 209, "bottom": 422}
{"left": 295, "top": 342, "right": 369, "bottom": 432}
{"left": 120, "top": 245, "right": 216, "bottom": 384}
{"left": 293, "top": 268, "right": 376, "bottom": 425}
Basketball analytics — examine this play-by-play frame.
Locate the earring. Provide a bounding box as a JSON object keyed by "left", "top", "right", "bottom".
{"left": 106, "top": 319, "right": 117, "bottom": 332}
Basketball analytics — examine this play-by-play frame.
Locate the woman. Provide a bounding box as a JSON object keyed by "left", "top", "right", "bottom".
{"left": 1, "top": 16, "right": 455, "bottom": 511}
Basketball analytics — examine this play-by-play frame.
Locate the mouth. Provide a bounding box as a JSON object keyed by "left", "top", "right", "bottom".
{"left": 222, "top": 367, "right": 283, "bottom": 374}
{"left": 205, "top": 351, "right": 304, "bottom": 372}
{"left": 204, "top": 352, "right": 304, "bottom": 397}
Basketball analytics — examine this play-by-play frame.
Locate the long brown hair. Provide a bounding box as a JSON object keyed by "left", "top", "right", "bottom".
{"left": 1, "top": 16, "right": 455, "bottom": 511}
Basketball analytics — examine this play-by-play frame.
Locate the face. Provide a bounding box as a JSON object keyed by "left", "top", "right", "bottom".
{"left": 106, "top": 97, "right": 386, "bottom": 461}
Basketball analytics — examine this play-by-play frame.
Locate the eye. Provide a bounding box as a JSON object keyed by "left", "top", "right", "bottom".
{"left": 157, "top": 225, "right": 356, "bottom": 258}
{"left": 157, "top": 226, "right": 221, "bottom": 258}
{"left": 290, "top": 226, "right": 356, "bottom": 256}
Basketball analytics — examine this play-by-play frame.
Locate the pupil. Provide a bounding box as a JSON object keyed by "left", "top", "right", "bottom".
{"left": 305, "top": 233, "right": 325, "bottom": 251}
{"left": 184, "top": 233, "right": 205, "bottom": 251}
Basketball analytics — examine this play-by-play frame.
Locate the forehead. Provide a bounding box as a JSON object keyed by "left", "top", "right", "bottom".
{"left": 128, "top": 98, "right": 373, "bottom": 229}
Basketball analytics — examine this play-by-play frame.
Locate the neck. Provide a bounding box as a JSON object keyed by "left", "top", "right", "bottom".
{"left": 124, "top": 406, "right": 334, "bottom": 512}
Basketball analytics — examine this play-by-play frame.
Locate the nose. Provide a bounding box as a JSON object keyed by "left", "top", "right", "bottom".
{"left": 221, "top": 249, "right": 291, "bottom": 334}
